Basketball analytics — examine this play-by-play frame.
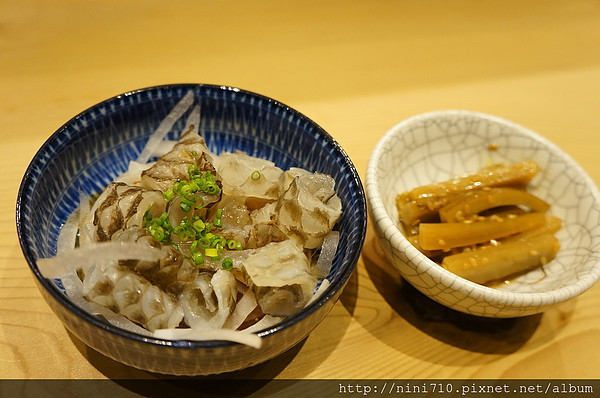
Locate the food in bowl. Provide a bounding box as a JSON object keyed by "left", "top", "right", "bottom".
{"left": 37, "top": 90, "right": 343, "bottom": 347}
{"left": 366, "top": 109, "right": 600, "bottom": 318}
{"left": 18, "top": 84, "right": 366, "bottom": 374}
{"left": 396, "top": 160, "right": 561, "bottom": 285}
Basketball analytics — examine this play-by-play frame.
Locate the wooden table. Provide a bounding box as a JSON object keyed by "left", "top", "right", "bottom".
{"left": 1, "top": 0, "right": 599, "bottom": 386}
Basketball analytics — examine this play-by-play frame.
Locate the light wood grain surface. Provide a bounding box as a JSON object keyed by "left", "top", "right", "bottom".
{"left": 1, "top": 0, "right": 599, "bottom": 383}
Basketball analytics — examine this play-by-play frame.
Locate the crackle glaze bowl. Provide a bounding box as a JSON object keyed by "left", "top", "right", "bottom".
{"left": 366, "top": 110, "right": 600, "bottom": 318}
{"left": 17, "top": 84, "right": 366, "bottom": 375}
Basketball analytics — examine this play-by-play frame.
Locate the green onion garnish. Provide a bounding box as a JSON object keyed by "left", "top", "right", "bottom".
{"left": 163, "top": 189, "right": 175, "bottom": 202}
{"left": 205, "top": 247, "right": 218, "bottom": 258}
{"left": 192, "top": 252, "right": 204, "bottom": 265}
{"left": 222, "top": 257, "right": 233, "bottom": 270}
{"left": 142, "top": 168, "right": 245, "bottom": 268}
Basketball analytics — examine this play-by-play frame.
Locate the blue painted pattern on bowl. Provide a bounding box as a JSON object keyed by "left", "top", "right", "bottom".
{"left": 17, "top": 84, "right": 367, "bottom": 375}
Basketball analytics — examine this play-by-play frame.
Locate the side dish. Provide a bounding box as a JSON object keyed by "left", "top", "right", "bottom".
{"left": 396, "top": 161, "right": 561, "bottom": 285}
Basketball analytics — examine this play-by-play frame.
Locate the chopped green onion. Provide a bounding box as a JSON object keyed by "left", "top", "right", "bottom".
{"left": 192, "top": 252, "right": 204, "bottom": 265}
{"left": 163, "top": 189, "right": 175, "bottom": 202}
{"left": 179, "top": 184, "right": 193, "bottom": 195}
{"left": 251, "top": 170, "right": 261, "bottom": 181}
{"left": 197, "top": 237, "right": 210, "bottom": 249}
{"left": 149, "top": 226, "right": 166, "bottom": 242}
{"left": 188, "top": 182, "right": 199, "bottom": 192}
{"left": 212, "top": 236, "right": 226, "bottom": 247}
{"left": 173, "top": 225, "right": 184, "bottom": 235}
{"left": 181, "top": 196, "right": 195, "bottom": 206}
{"left": 190, "top": 239, "right": 199, "bottom": 254}
{"left": 173, "top": 180, "right": 185, "bottom": 192}
{"left": 205, "top": 247, "right": 218, "bottom": 258}
{"left": 222, "top": 257, "right": 233, "bottom": 270}
{"left": 192, "top": 219, "right": 205, "bottom": 232}
{"left": 144, "top": 168, "right": 239, "bottom": 267}
{"left": 204, "top": 171, "right": 215, "bottom": 182}
{"left": 226, "top": 240, "right": 239, "bottom": 250}
{"left": 205, "top": 184, "right": 221, "bottom": 195}
{"left": 143, "top": 210, "right": 153, "bottom": 227}
{"left": 194, "top": 197, "right": 206, "bottom": 209}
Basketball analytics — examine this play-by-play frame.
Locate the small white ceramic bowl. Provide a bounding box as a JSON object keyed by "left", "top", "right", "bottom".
{"left": 366, "top": 110, "right": 600, "bottom": 318}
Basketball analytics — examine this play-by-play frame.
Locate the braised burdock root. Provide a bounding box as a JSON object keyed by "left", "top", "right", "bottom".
{"left": 418, "top": 212, "right": 548, "bottom": 251}
{"left": 396, "top": 161, "right": 540, "bottom": 226}
{"left": 397, "top": 161, "right": 561, "bottom": 285}
{"left": 442, "top": 233, "right": 560, "bottom": 285}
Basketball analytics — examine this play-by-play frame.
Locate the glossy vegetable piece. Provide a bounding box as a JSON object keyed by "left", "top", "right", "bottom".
{"left": 406, "top": 214, "right": 559, "bottom": 256}
{"left": 396, "top": 161, "right": 540, "bottom": 225}
{"left": 418, "top": 212, "right": 547, "bottom": 250}
{"left": 501, "top": 215, "right": 562, "bottom": 243}
{"left": 442, "top": 233, "right": 560, "bottom": 284}
{"left": 439, "top": 187, "right": 550, "bottom": 223}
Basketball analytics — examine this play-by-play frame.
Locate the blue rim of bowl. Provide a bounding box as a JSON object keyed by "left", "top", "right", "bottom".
{"left": 16, "top": 83, "right": 367, "bottom": 349}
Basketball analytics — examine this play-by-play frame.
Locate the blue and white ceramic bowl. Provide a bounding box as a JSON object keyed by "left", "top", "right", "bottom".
{"left": 366, "top": 110, "right": 600, "bottom": 318}
{"left": 17, "top": 84, "right": 366, "bottom": 375}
